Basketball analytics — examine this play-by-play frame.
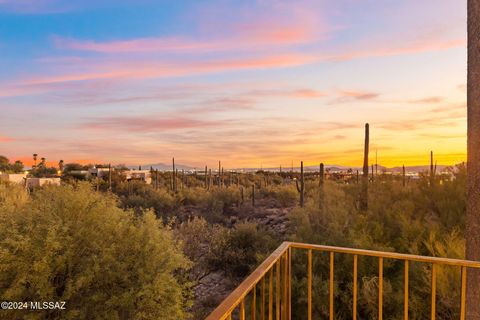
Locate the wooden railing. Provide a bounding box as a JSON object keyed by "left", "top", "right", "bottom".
{"left": 205, "top": 241, "right": 480, "bottom": 320}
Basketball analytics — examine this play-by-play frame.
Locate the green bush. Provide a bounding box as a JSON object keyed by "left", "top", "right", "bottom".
{"left": 116, "top": 181, "right": 176, "bottom": 219}
{"left": 0, "top": 182, "right": 191, "bottom": 320}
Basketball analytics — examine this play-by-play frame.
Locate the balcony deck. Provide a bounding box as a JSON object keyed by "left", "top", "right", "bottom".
{"left": 206, "top": 242, "right": 480, "bottom": 320}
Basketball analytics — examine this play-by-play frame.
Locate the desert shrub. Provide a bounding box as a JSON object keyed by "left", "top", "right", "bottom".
{"left": 0, "top": 181, "right": 29, "bottom": 212}
{"left": 115, "top": 181, "right": 176, "bottom": 219}
{"left": 178, "top": 187, "right": 209, "bottom": 207}
{"left": 259, "top": 185, "right": 298, "bottom": 207}
{"left": 175, "top": 217, "right": 229, "bottom": 278}
{"left": 207, "top": 222, "right": 279, "bottom": 278}
{"left": 0, "top": 182, "right": 191, "bottom": 320}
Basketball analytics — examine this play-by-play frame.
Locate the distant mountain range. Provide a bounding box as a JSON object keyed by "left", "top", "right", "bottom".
{"left": 133, "top": 163, "right": 454, "bottom": 173}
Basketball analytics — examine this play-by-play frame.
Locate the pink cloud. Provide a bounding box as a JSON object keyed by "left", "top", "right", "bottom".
{"left": 326, "top": 38, "right": 465, "bottom": 63}
{"left": 0, "top": 136, "right": 13, "bottom": 142}
{"left": 23, "top": 35, "right": 462, "bottom": 87}
{"left": 24, "top": 53, "right": 316, "bottom": 85}
{"left": 339, "top": 90, "right": 379, "bottom": 100}
{"left": 247, "top": 88, "right": 326, "bottom": 99}
{"left": 408, "top": 97, "right": 444, "bottom": 104}
{"left": 53, "top": 23, "right": 315, "bottom": 54}
{"left": 52, "top": 4, "right": 323, "bottom": 54}
{"left": 81, "top": 116, "right": 224, "bottom": 132}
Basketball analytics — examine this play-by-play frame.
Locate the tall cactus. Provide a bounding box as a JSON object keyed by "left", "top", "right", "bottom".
{"left": 319, "top": 163, "right": 325, "bottom": 211}
{"left": 108, "top": 163, "right": 112, "bottom": 191}
{"left": 252, "top": 184, "right": 255, "bottom": 207}
{"left": 319, "top": 163, "right": 324, "bottom": 186}
{"left": 172, "top": 157, "right": 176, "bottom": 192}
{"left": 218, "top": 161, "right": 221, "bottom": 187}
{"left": 295, "top": 161, "right": 305, "bottom": 207}
{"left": 205, "top": 165, "right": 208, "bottom": 189}
{"left": 430, "top": 151, "right": 436, "bottom": 186}
{"left": 360, "top": 123, "right": 369, "bottom": 210}
{"left": 221, "top": 167, "right": 225, "bottom": 187}
{"left": 208, "top": 169, "right": 212, "bottom": 191}
{"left": 402, "top": 164, "right": 406, "bottom": 187}
{"left": 181, "top": 169, "right": 185, "bottom": 190}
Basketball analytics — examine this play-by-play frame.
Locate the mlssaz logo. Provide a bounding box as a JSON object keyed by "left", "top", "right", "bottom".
{"left": 30, "top": 302, "right": 66, "bottom": 310}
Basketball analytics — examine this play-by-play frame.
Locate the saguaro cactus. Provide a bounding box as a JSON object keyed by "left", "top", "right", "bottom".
{"left": 295, "top": 161, "right": 305, "bottom": 208}
{"left": 252, "top": 184, "right": 255, "bottom": 207}
{"left": 319, "top": 163, "right": 325, "bottom": 210}
{"left": 430, "top": 151, "right": 436, "bottom": 186}
{"left": 205, "top": 165, "right": 208, "bottom": 189}
{"left": 108, "top": 163, "right": 112, "bottom": 191}
{"left": 208, "top": 169, "right": 212, "bottom": 191}
{"left": 181, "top": 169, "right": 185, "bottom": 190}
{"left": 402, "top": 165, "right": 406, "bottom": 187}
{"left": 172, "top": 157, "right": 176, "bottom": 192}
{"left": 319, "top": 163, "right": 324, "bottom": 186}
{"left": 360, "top": 123, "right": 369, "bottom": 210}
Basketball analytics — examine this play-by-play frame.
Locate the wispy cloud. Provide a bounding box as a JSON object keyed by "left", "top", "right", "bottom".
{"left": 0, "top": 0, "right": 70, "bottom": 14}
{"left": 328, "top": 89, "right": 380, "bottom": 105}
{"left": 408, "top": 97, "right": 444, "bottom": 104}
{"left": 0, "top": 136, "right": 13, "bottom": 142}
{"left": 80, "top": 116, "right": 226, "bottom": 132}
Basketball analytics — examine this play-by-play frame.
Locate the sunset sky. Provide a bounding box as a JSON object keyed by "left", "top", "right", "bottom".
{"left": 0, "top": 0, "right": 467, "bottom": 168}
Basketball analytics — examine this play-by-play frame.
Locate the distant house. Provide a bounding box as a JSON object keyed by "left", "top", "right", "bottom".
{"left": 67, "top": 170, "right": 91, "bottom": 179}
{"left": 126, "top": 170, "right": 152, "bottom": 184}
{"left": 26, "top": 177, "right": 61, "bottom": 189}
{"left": 89, "top": 167, "right": 113, "bottom": 178}
{"left": 0, "top": 173, "right": 28, "bottom": 184}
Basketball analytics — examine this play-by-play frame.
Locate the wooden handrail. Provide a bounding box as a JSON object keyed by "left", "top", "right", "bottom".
{"left": 206, "top": 241, "right": 480, "bottom": 320}
{"left": 288, "top": 242, "right": 480, "bottom": 268}
{"left": 205, "top": 242, "right": 290, "bottom": 320}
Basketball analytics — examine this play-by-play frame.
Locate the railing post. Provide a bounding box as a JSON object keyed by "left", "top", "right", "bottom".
{"left": 353, "top": 255, "right": 358, "bottom": 320}
{"left": 240, "top": 299, "right": 245, "bottom": 320}
{"left": 252, "top": 284, "right": 256, "bottom": 320}
{"left": 431, "top": 264, "right": 436, "bottom": 320}
{"left": 308, "top": 249, "right": 312, "bottom": 320}
{"left": 379, "top": 257, "right": 383, "bottom": 320}
{"left": 269, "top": 269, "right": 273, "bottom": 320}
{"left": 261, "top": 277, "right": 265, "bottom": 320}
{"left": 288, "top": 247, "right": 292, "bottom": 320}
{"left": 404, "top": 260, "right": 409, "bottom": 320}
{"left": 461, "top": 266, "right": 467, "bottom": 320}
{"left": 283, "top": 253, "right": 287, "bottom": 320}
{"left": 276, "top": 261, "right": 281, "bottom": 320}
{"left": 330, "top": 252, "right": 335, "bottom": 320}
